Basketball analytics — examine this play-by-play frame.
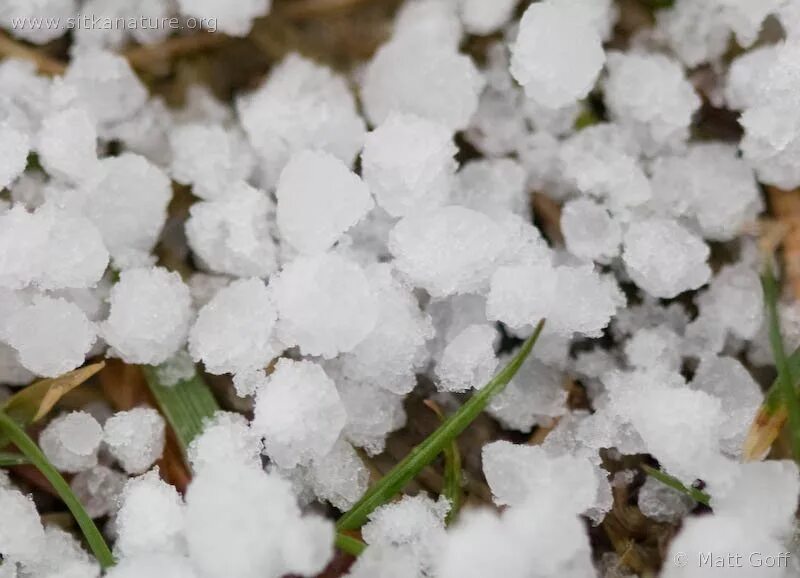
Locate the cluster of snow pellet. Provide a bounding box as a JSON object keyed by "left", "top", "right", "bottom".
{"left": 2, "top": 0, "right": 800, "bottom": 575}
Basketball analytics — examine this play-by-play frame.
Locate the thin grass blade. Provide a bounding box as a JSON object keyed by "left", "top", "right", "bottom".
{"left": 761, "top": 263, "right": 800, "bottom": 462}
{"left": 335, "top": 532, "right": 367, "bottom": 557}
{"left": 423, "top": 399, "right": 463, "bottom": 525}
{"left": 641, "top": 465, "right": 709, "bottom": 506}
{"left": 141, "top": 363, "right": 220, "bottom": 457}
{"left": 0, "top": 452, "right": 29, "bottom": 466}
{"left": 0, "top": 411, "right": 114, "bottom": 568}
{"left": 337, "top": 320, "right": 545, "bottom": 531}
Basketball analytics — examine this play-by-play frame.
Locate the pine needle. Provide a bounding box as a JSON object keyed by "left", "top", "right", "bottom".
{"left": 641, "top": 465, "right": 710, "bottom": 507}
{"left": 0, "top": 411, "right": 114, "bottom": 568}
{"left": 141, "top": 364, "right": 220, "bottom": 458}
{"left": 337, "top": 320, "right": 546, "bottom": 531}
{"left": 761, "top": 262, "right": 800, "bottom": 462}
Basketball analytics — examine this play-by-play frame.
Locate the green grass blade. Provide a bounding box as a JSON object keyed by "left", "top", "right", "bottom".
{"left": 337, "top": 319, "right": 546, "bottom": 531}
{"left": 142, "top": 364, "right": 220, "bottom": 457}
{"left": 761, "top": 263, "right": 800, "bottom": 462}
{"left": 0, "top": 411, "right": 114, "bottom": 568}
{"left": 761, "top": 348, "right": 800, "bottom": 414}
{"left": 641, "top": 465, "right": 709, "bottom": 507}
{"left": 423, "top": 400, "right": 463, "bottom": 525}
{"left": 335, "top": 532, "right": 367, "bottom": 556}
{"left": 0, "top": 452, "right": 30, "bottom": 466}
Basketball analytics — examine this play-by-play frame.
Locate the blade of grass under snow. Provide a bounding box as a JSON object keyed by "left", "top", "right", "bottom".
{"left": 141, "top": 364, "right": 220, "bottom": 457}
{"left": 423, "top": 399, "right": 463, "bottom": 525}
{"left": 335, "top": 532, "right": 367, "bottom": 557}
{"left": 641, "top": 465, "right": 710, "bottom": 507}
{"left": 0, "top": 410, "right": 114, "bottom": 568}
{"left": 760, "top": 263, "right": 800, "bottom": 462}
{"left": 337, "top": 319, "right": 546, "bottom": 531}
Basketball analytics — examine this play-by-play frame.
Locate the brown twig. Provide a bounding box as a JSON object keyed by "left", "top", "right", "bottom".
{"left": 123, "top": 32, "right": 228, "bottom": 70}
{"left": 0, "top": 31, "right": 65, "bottom": 75}
{"left": 279, "top": 0, "right": 381, "bottom": 20}
{"left": 532, "top": 192, "right": 564, "bottom": 245}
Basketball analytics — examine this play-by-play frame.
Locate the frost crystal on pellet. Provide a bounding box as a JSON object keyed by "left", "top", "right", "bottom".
{"left": 488, "top": 356, "right": 567, "bottom": 433}
{"left": 300, "top": 438, "right": 369, "bottom": 510}
{"left": 189, "top": 278, "right": 278, "bottom": 377}
{"left": 334, "top": 373, "right": 407, "bottom": 454}
{"left": 510, "top": 0, "right": 604, "bottom": 109}
{"left": 39, "top": 411, "right": 103, "bottom": 474}
{"left": 361, "top": 33, "right": 483, "bottom": 131}
{"left": 168, "top": 123, "right": 255, "bottom": 200}
{"left": 337, "top": 264, "right": 433, "bottom": 395}
{"left": 604, "top": 51, "right": 700, "bottom": 154}
{"left": 561, "top": 198, "right": 621, "bottom": 263}
{"left": 185, "top": 182, "right": 279, "bottom": 278}
{"left": 115, "top": 470, "right": 186, "bottom": 558}
{"left": 70, "top": 465, "right": 128, "bottom": 519}
{"left": 188, "top": 412, "right": 263, "bottom": 474}
{"left": 622, "top": 218, "right": 711, "bottom": 299}
{"left": 558, "top": 123, "right": 651, "bottom": 210}
{"left": 272, "top": 253, "right": 377, "bottom": 358}
{"left": 435, "top": 324, "right": 498, "bottom": 393}
{"left": 252, "top": 359, "right": 346, "bottom": 469}
{"left": 649, "top": 143, "right": 762, "bottom": 240}
{"left": 389, "top": 206, "right": 507, "bottom": 298}
{"left": 63, "top": 50, "right": 147, "bottom": 126}
{"left": 102, "top": 267, "right": 193, "bottom": 365}
{"left": 236, "top": 54, "right": 366, "bottom": 187}
{"left": 74, "top": 153, "right": 172, "bottom": 269}
{"left": 452, "top": 158, "right": 528, "bottom": 218}
{"left": 277, "top": 150, "right": 373, "bottom": 254}
{"left": 0, "top": 487, "right": 45, "bottom": 565}
{"left": 0, "top": 123, "right": 30, "bottom": 189}
{"left": 361, "top": 112, "right": 456, "bottom": 218}
{"left": 103, "top": 407, "right": 166, "bottom": 475}
{"left": 360, "top": 494, "right": 449, "bottom": 577}
{"left": 36, "top": 107, "right": 98, "bottom": 183}
{"left": 689, "top": 356, "right": 762, "bottom": 459}
{"left": 185, "top": 463, "right": 333, "bottom": 578}
{"left": 6, "top": 295, "right": 96, "bottom": 377}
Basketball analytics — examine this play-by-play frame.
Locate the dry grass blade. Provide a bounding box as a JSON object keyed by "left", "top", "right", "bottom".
{"left": 2, "top": 361, "right": 105, "bottom": 428}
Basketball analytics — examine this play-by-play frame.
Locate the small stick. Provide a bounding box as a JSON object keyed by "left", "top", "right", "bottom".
{"left": 123, "top": 32, "right": 227, "bottom": 70}
{"left": 280, "top": 0, "right": 381, "bottom": 20}
{"left": 0, "top": 31, "right": 65, "bottom": 75}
